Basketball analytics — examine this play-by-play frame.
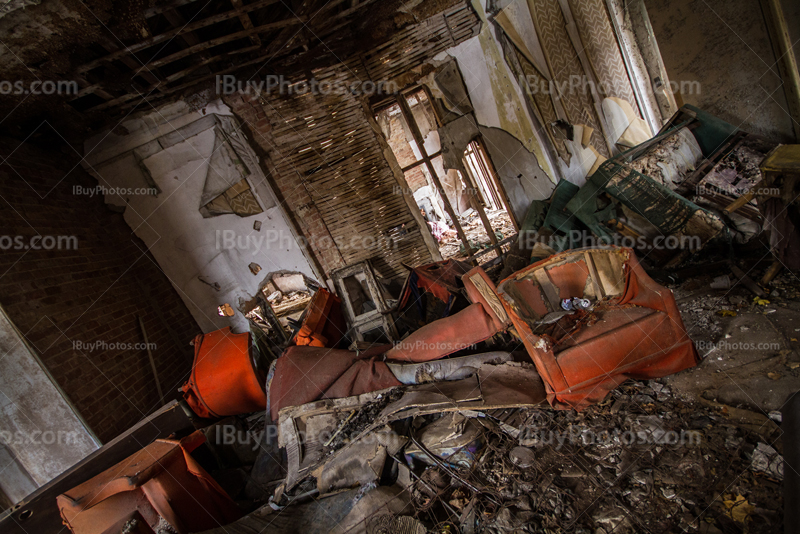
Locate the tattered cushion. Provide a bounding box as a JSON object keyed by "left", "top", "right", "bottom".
{"left": 498, "top": 247, "right": 698, "bottom": 410}
{"left": 383, "top": 302, "right": 500, "bottom": 363}
{"left": 385, "top": 267, "right": 509, "bottom": 363}
{"left": 269, "top": 345, "right": 400, "bottom": 421}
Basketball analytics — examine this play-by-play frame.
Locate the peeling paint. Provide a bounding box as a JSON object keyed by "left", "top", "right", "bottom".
{"left": 448, "top": 1, "right": 557, "bottom": 185}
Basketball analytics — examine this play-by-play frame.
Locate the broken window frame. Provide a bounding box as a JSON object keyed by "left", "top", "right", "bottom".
{"left": 374, "top": 86, "right": 520, "bottom": 262}
{"left": 374, "top": 89, "right": 474, "bottom": 256}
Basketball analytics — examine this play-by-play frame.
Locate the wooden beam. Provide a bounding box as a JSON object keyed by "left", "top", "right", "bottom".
{"left": 95, "top": 35, "right": 162, "bottom": 87}
{"left": 146, "top": 18, "right": 304, "bottom": 70}
{"left": 231, "top": 0, "right": 262, "bottom": 47}
{"left": 89, "top": 47, "right": 287, "bottom": 112}
{"left": 72, "top": 75, "right": 114, "bottom": 101}
{"left": 80, "top": 0, "right": 378, "bottom": 111}
{"left": 162, "top": 9, "right": 202, "bottom": 47}
{"left": 760, "top": 0, "right": 800, "bottom": 142}
{"left": 145, "top": 0, "right": 201, "bottom": 18}
{"left": 261, "top": 0, "right": 319, "bottom": 60}
{"left": 77, "top": 0, "right": 285, "bottom": 72}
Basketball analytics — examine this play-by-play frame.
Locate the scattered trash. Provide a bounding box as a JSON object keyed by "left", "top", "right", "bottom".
{"left": 750, "top": 442, "right": 784, "bottom": 480}
{"left": 723, "top": 494, "right": 755, "bottom": 524}
{"left": 560, "top": 297, "right": 592, "bottom": 311}
{"left": 710, "top": 275, "right": 732, "bottom": 289}
{"left": 508, "top": 446, "right": 536, "bottom": 469}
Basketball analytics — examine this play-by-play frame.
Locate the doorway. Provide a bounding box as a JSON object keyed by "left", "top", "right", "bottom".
{"left": 374, "top": 88, "right": 516, "bottom": 262}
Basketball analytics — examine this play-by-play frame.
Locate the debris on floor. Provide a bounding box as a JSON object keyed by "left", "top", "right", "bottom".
{"left": 439, "top": 210, "right": 515, "bottom": 260}
{"left": 203, "top": 380, "right": 784, "bottom": 534}
{"left": 44, "top": 106, "right": 799, "bottom": 534}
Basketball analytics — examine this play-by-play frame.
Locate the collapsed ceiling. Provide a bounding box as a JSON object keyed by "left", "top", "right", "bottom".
{"left": 0, "top": 0, "right": 463, "bottom": 140}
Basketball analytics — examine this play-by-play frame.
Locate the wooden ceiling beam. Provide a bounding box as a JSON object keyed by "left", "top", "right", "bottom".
{"left": 230, "top": 0, "right": 262, "bottom": 48}
{"left": 76, "top": 0, "right": 388, "bottom": 112}
{"left": 162, "top": 9, "right": 202, "bottom": 47}
{"left": 77, "top": 0, "right": 284, "bottom": 73}
{"left": 145, "top": 17, "right": 304, "bottom": 70}
{"left": 144, "top": 0, "right": 201, "bottom": 18}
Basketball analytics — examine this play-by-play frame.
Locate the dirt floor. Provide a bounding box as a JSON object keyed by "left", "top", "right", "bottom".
{"left": 667, "top": 269, "right": 800, "bottom": 413}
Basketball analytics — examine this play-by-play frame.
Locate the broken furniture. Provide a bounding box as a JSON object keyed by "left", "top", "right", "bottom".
{"left": 0, "top": 402, "right": 194, "bottom": 534}
{"left": 536, "top": 105, "right": 780, "bottom": 268}
{"left": 275, "top": 361, "right": 546, "bottom": 495}
{"left": 332, "top": 261, "right": 398, "bottom": 342}
{"left": 291, "top": 288, "right": 346, "bottom": 348}
{"left": 755, "top": 144, "right": 800, "bottom": 282}
{"left": 268, "top": 344, "right": 400, "bottom": 421}
{"left": 395, "top": 259, "right": 472, "bottom": 319}
{"left": 497, "top": 247, "right": 698, "bottom": 410}
{"left": 181, "top": 327, "right": 268, "bottom": 419}
{"left": 57, "top": 431, "right": 241, "bottom": 534}
{"left": 564, "top": 122, "right": 726, "bottom": 267}
{"left": 385, "top": 266, "right": 510, "bottom": 362}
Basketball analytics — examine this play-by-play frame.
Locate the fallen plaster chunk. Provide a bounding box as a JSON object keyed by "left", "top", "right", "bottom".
{"left": 750, "top": 442, "right": 784, "bottom": 480}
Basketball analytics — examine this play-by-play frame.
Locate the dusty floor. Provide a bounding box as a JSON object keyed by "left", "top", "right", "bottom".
{"left": 356, "top": 263, "right": 798, "bottom": 533}
{"left": 667, "top": 269, "right": 800, "bottom": 413}
{"left": 373, "top": 266, "right": 795, "bottom": 532}
{"left": 214, "top": 261, "right": 798, "bottom": 534}
{"left": 393, "top": 380, "right": 784, "bottom": 533}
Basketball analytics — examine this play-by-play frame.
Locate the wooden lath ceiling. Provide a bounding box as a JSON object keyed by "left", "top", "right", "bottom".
{"left": 69, "top": 0, "right": 381, "bottom": 113}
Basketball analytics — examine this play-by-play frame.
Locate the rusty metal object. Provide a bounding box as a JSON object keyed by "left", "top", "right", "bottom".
{"left": 497, "top": 247, "right": 698, "bottom": 409}
{"left": 57, "top": 432, "right": 241, "bottom": 534}
{"left": 181, "top": 327, "right": 267, "bottom": 418}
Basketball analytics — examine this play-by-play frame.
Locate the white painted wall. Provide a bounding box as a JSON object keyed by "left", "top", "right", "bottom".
{"left": 0, "top": 306, "right": 98, "bottom": 502}
{"left": 83, "top": 101, "right": 316, "bottom": 333}
{"left": 441, "top": 0, "right": 559, "bottom": 220}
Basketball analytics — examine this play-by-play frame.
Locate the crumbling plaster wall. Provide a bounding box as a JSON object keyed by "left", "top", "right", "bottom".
{"left": 83, "top": 101, "right": 315, "bottom": 334}
{"left": 443, "top": 0, "right": 558, "bottom": 222}
{"left": 644, "top": 0, "right": 796, "bottom": 144}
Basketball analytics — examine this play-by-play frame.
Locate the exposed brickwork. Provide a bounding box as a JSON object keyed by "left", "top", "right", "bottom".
{"left": 404, "top": 166, "right": 429, "bottom": 192}
{"left": 223, "top": 92, "right": 346, "bottom": 276}
{"left": 382, "top": 109, "right": 429, "bottom": 192}
{"left": 0, "top": 138, "right": 200, "bottom": 443}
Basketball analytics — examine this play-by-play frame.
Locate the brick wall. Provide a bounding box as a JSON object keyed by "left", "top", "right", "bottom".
{"left": 384, "top": 112, "right": 429, "bottom": 192}
{"left": 0, "top": 138, "right": 200, "bottom": 443}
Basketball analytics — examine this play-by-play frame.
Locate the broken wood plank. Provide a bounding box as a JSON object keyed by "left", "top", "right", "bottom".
{"left": 730, "top": 264, "right": 767, "bottom": 298}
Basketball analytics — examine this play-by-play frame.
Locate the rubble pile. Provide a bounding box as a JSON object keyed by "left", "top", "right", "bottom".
{"left": 439, "top": 210, "right": 515, "bottom": 260}
{"left": 672, "top": 291, "right": 725, "bottom": 342}
{"left": 358, "top": 381, "right": 784, "bottom": 534}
